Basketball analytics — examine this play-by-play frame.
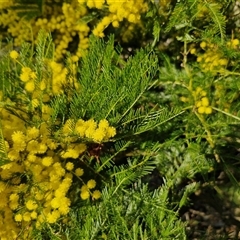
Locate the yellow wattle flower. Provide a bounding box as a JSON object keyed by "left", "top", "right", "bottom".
{"left": 9, "top": 50, "right": 19, "bottom": 59}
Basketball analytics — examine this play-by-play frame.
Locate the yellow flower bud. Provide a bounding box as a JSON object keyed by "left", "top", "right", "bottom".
{"left": 197, "top": 106, "right": 205, "bottom": 114}
{"left": 232, "top": 39, "right": 239, "bottom": 46}
{"left": 200, "top": 41, "right": 207, "bottom": 49}
{"left": 80, "top": 190, "right": 90, "bottom": 200}
{"left": 190, "top": 48, "right": 196, "bottom": 54}
{"left": 10, "top": 50, "right": 19, "bottom": 60}
{"left": 200, "top": 90, "right": 207, "bottom": 97}
{"left": 205, "top": 107, "right": 212, "bottom": 114}
{"left": 87, "top": 179, "right": 96, "bottom": 189}
{"left": 196, "top": 101, "right": 202, "bottom": 108}
{"left": 201, "top": 97, "right": 209, "bottom": 107}
{"left": 92, "top": 190, "right": 101, "bottom": 200}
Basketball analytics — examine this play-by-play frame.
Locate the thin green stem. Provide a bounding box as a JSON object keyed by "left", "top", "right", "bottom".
{"left": 195, "top": 112, "right": 220, "bottom": 162}
{"left": 212, "top": 106, "right": 240, "bottom": 121}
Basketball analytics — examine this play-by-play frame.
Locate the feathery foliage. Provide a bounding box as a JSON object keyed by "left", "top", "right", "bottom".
{"left": 32, "top": 183, "right": 186, "bottom": 240}
{"left": 1, "top": 0, "right": 240, "bottom": 239}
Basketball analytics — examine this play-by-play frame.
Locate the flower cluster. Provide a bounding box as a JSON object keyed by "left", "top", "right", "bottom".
{"left": 226, "top": 38, "right": 240, "bottom": 50}
{"left": 0, "top": 49, "right": 117, "bottom": 239}
{"left": 1, "top": 113, "right": 60, "bottom": 230}
{"left": 0, "top": 0, "right": 13, "bottom": 9}
{"left": 194, "top": 87, "right": 212, "bottom": 115}
{"left": 75, "top": 118, "right": 116, "bottom": 142}
{"left": 0, "top": 0, "right": 89, "bottom": 60}
{"left": 1, "top": 0, "right": 150, "bottom": 59}
{"left": 0, "top": 107, "right": 107, "bottom": 238}
{"left": 19, "top": 67, "right": 37, "bottom": 92}
{"left": 180, "top": 87, "right": 213, "bottom": 115}
{"left": 78, "top": 0, "right": 148, "bottom": 39}
{"left": 80, "top": 180, "right": 101, "bottom": 200}
{"left": 35, "top": 1, "right": 90, "bottom": 60}
{"left": 49, "top": 60, "right": 73, "bottom": 95}
{"left": 11, "top": 50, "right": 79, "bottom": 101}
{"left": 189, "top": 38, "right": 240, "bottom": 75}
{"left": 193, "top": 41, "right": 229, "bottom": 74}
{"left": 0, "top": 8, "right": 36, "bottom": 46}
{"left": 62, "top": 118, "right": 116, "bottom": 143}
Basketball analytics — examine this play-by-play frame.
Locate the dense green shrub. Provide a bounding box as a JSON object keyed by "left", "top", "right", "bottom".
{"left": 1, "top": 0, "right": 240, "bottom": 239}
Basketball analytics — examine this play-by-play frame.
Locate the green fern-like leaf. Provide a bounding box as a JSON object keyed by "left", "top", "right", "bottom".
{"left": 69, "top": 35, "right": 158, "bottom": 124}
{"left": 165, "top": 2, "right": 189, "bottom": 32}
{"left": 133, "top": 107, "right": 185, "bottom": 135}
{"left": 35, "top": 30, "right": 54, "bottom": 64}
{"left": 203, "top": 1, "right": 226, "bottom": 42}
{"left": 10, "top": 0, "right": 43, "bottom": 19}
{"left": 96, "top": 140, "right": 133, "bottom": 172}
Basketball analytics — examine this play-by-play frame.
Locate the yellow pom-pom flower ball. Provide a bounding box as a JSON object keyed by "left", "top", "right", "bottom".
{"left": 10, "top": 50, "right": 19, "bottom": 60}
{"left": 92, "top": 190, "right": 101, "bottom": 200}
{"left": 87, "top": 179, "right": 96, "bottom": 189}
{"left": 80, "top": 190, "right": 90, "bottom": 200}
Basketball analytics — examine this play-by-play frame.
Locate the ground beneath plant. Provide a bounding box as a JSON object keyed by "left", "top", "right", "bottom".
{"left": 181, "top": 173, "right": 240, "bottom": 239}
